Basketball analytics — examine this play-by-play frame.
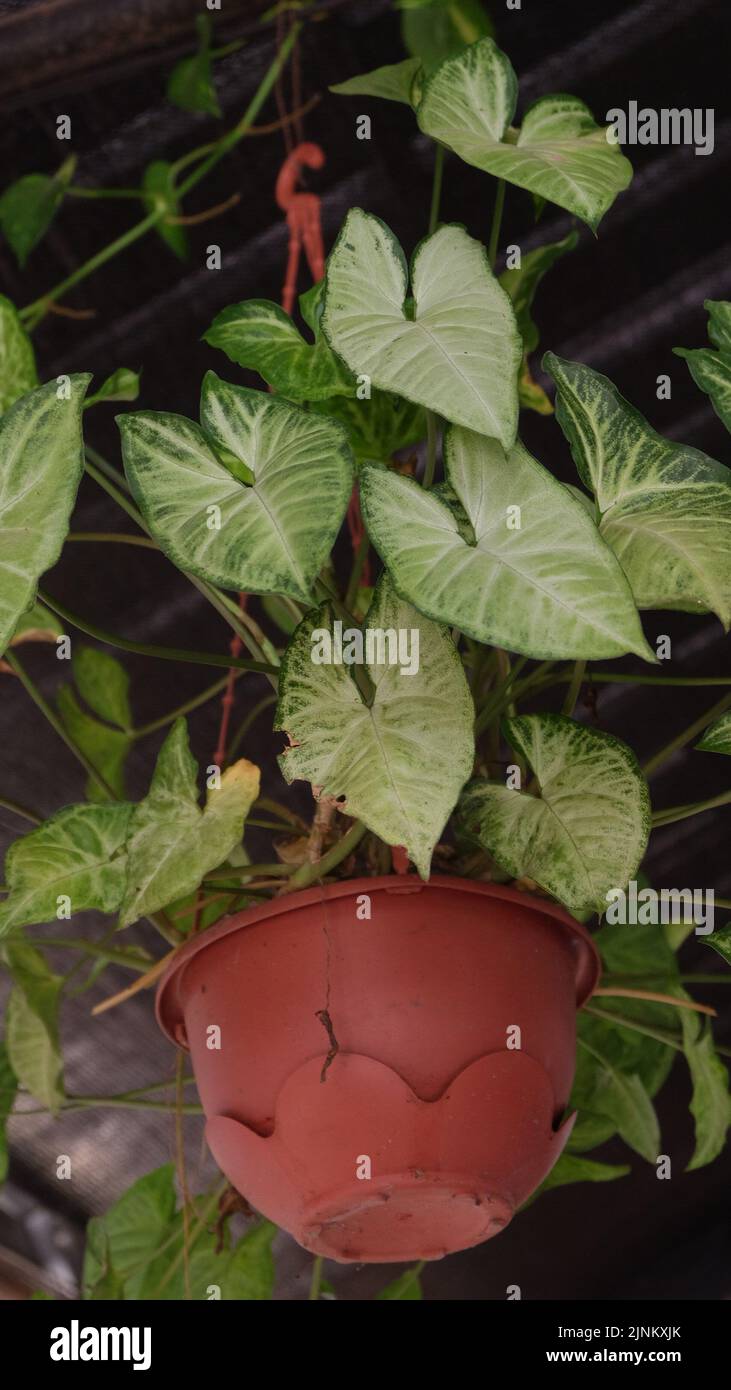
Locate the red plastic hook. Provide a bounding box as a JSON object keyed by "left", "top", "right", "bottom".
{"left": 275, "top": 142, "right": 326, "bottom": 315}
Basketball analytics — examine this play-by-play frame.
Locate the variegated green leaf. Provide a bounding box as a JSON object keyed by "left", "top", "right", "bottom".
{"left": 576, "top": 1040, "right": 659, "bottom": 1162}
{"left": 5, "top": 942, "right": 65, "bottom": 1113}
{"left": 0, "top": 294, "right": 38, "bottom": 414}
{"left": 674, "top": 299, "right": 731, "bottom": 434}
{"left": 416, "top": 38, "right": 632, "bottom": 231}
{"left": 458, "top": 714, "right": 651, "bottom": 919}
{"left": 330, "top": 58, "right": 421, "bottom": 105}
{"left": 277, "top": 576, "right": 473, "bottom": 878}
{"left": 696, "top": 711, "right": 731, "bottom": 755}
{"left": 321, "top": 209, "right": 521, "bottom": 446}
{"left": 203, "top": 299, "right": 355, "bottom": 401}
{"left": 119, "top": 720, "right": 260, "bottom": 928}
{"left": 360, "top": 429, "right": 653, "bottom": 661}
{"left": 0, "top": 376, "right": 90, "bottom": 656}
{"left": 119, "top": 373, "right": 353, "bottom": 604}
{"left": 309, "top": 390, "right": 424, "bottom": 463}
{"left": 0, "top": 803, "right": 133, "bottom": 936}
{"left": 546, "top": 353, "right": 731, "bottom": 628}
{"left": 680, "top": 1011, "right": 731, "bottom": 1170}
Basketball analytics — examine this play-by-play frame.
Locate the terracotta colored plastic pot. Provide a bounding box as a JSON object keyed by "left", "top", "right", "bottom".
{"left": 157, "top": 876, "right": 599, "bottom": 1264}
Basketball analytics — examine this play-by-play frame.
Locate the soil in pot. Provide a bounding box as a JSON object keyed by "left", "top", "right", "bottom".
{"left": 157, "top": 876, "right": 599, "bottom": 1264}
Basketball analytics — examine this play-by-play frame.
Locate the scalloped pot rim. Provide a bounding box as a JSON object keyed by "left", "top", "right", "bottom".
{"left": 155, "top": 874, "right": 601, "bottom": 1040}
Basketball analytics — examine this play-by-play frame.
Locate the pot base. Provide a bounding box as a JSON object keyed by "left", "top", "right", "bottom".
{"left": 301, "top": 1174, "right": 513, "bottom": 1263}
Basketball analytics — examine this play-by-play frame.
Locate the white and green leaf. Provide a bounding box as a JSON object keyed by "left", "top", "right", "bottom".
{"left": 546, "top": 353, "right": 731, "bottom": 628}
{"left": 119, "top": 373, "right": 354, "bottom": 603}
{"left": 321, "top": 208, "right": 521, "bottom": 445}
{"left": 203, "top": 300, "right": 355, "bottom": 401}
{"left": 696, "top": 711, "right": 731, "bottom": 755}
{"left": 458, "top": 714, "right": 651, "bottom": 919}
{"left": 4, "top": 942, "right": 65, "bottom": 1113}
{"left": 119, "top": 720, "right": 259, "bottom": 928}
{"left": 0, "top": 803, "right": 133, "bottom": 936}
{"left": 680, "top": 1010, "right": 731, "bottom": 1170}
{"left": 360, "top": 429, "right": 653, "bottom": 661}
{"left": 576, "top": 1041, "right": 660, "bottom": 1162}
{"left": 416, "top": 38, "right": 632, "bottom": 230}
{"left": 0, "top": 294, "right": 38, "bottom": 414}
{"left": 277, "top": 576, "right": 473, "bottom": 878}
{"left": 0, "top": 375, "right": 90, "bottom": 656}
{"left": 674, "top": 299, "right": 731, "bottom": 434}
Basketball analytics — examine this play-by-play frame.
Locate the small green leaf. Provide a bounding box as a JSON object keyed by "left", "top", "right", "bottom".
{"left": 5, "top": 942, "right": 65, "bottom": 1113}
{"left": 0, "top": 295, "right": 38, "bottom": 414}
{"left": 499, "top": 232, "right": 579, "bottom": 355}
{"left": 72, "top": 645, "right": 132, "bottom": 731}
{"left": 321, "top": 208, "right": 521, "bottom": 445}
{"left": 166, "top": 14, "right": 221, "bottom": 117}
{"left": 401, "top": 0, "right": 494, "bottom": 75}
{"left": 458, "top": 714, "right": 651, "bottom": 919}
{"left": 8, "top": 601, "right": 63, "bottom": 647}
{"left": 416, "top": 39, "right": 632, "bottom": 231}
{"left": 703, "top": 923, "right": 731, "bottom": 966}
{"left": 539, "top": 1153, "right": 631, "bottom": 1193}
{"left": 0, "top": 376, "right": 91, "bottom": 657}
{"left": 376, "top": 1265, "right": 423, "bottom": 1299}
{"left": 360, "top": 430, "right": 653, "bottom": 661}
{"left": 0, "top": 802, "right": 133, "bottom": 936}
{"left": 222, "top": 1221, "right": 276, "bottom": 1300}
{"left": 203, "top": 300, "right": 355, "bottom": 401}
{"left": 85, "top": 368, "right": 141, "bottom": 409}
{"left": 119, "top": 374, "right": 354, "bottom": 604}
{"left": 57, "top": 687, "right": 131, "bottom": 801}
{"left": 0, "top": 156, "right": 75, "bottom": 266}
{"left": 546, "top": 353, "right": 731, "bottom": 627}
{"left": 143, "top": 161, "right": 188, "bottom": 260}
{"left": 0, "top": 1042, "right": 18, "bottom": 1184}
{"left": 696, "top": 711, "right": 731, "bottom": 755}
{"left": 578, "top": 1042, "right": 660, "bottom": 1162}
{"left": 680, "top": 1011, "right": 731, "bottom": 1170}
{"left": 277, "top": 575, "right": 474, "bottom": 879}
{"left": 118, "top": 720, "right": 260, "bottom": 928}
{"left": 83, "top": 1164, "right": 177, "bottom": 1299}
{"left": 330, "top": 58, "right": 422, "bottom": 105}
{"left": 674, "top": 298, "right": 731, "bottom": 435}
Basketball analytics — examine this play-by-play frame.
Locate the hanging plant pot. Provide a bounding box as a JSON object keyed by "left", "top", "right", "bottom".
{"left": 157, "top": 876, "right": 599, "bottom": 1264}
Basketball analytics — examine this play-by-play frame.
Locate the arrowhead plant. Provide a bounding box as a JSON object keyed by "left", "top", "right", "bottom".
{"left": 0, "top": 9, "right": 729, "bottom": 1300}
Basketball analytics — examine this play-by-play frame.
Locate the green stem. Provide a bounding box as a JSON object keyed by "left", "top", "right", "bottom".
{"left": 423, "top": 411, "right": 438, "bottom": 489}
{"left": 487, "top": 177, "right": 506, "bottom": 270}
{"left": 26, "top": 937, "right": 154, "bottom": 971}
{"left": 67, "top": 186, "right": 144, "bottom": 200}
{"left": 0, "top": 796, "right": 41, "bottom": 825}
{"left": 643, "top": 691, "right": 731, "bottom": 778}
{"left": 38, "top": 590, "right": 278, "bottom": 676}
{"left": 428, "top": 144, "right": 445, "bottom": 234}
{"left": 20, "top": 27, "right": 301, "bottom": 328}
{"left": 344, "top": 531, "right": 370, "bottom": 611}
{"left": 652, "top": 788, "right": 731, "bottom": 828}
{"left": 285, "top": 820, "right": 367, "bottom": 892}
{"left": 67, "top": 531, "right": 159, "bottom": 549}
{"left": 5, "top": 650, "right": 116, "bottom": 798}
{"left": 225, "top": 692, "right": 278, "bottom": 764}
{"left": 308, "top": 1254, "right": 324, "bottom": 1301}
{"left": 133, "top": 675, "right": 236, "bottom": 739}
{"left": 561, "top": 660, "right": 586, "bottom": 718}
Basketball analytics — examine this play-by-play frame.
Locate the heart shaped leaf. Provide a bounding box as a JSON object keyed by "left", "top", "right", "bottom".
{"left": 0, "top": 375, "right": 91, "bottom": 656}
{"left": 276, "top": 576, "right": 474, "bottom": 878}
{"left": 458, "top": 714, "right": 651, "bottom": 919}
{"left": 546, "top": 353, "right": 731, "bottom": 627}
{"left": 119, "top": 372, "right": 353, "bottom": 603}
{"left": 330, "top": 58, "right": 421, "bottom": 105}
{"left": 416, "top": 38, "right": 632, "bottom": 231}
{"left": 203, "top": 299, "right": 355, "bottom": 401}
{"left": 0, "top": 295, "right": 37, "bottom": 414}
{"left": 0, "top": 803, "right": 133, "bottom": 936}
{"left": 360, "top": 429, "right": 653, "bottom": 660}
{"left": 0, "top": 156, "right": 75, "bottom": 266}
{"left": 321, "top": 208, "right": 521, "bottom": 446}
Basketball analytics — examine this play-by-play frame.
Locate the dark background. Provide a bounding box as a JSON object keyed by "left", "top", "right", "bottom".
{"left": 0, "top": 0, "right": 730, "bottom": 1300}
